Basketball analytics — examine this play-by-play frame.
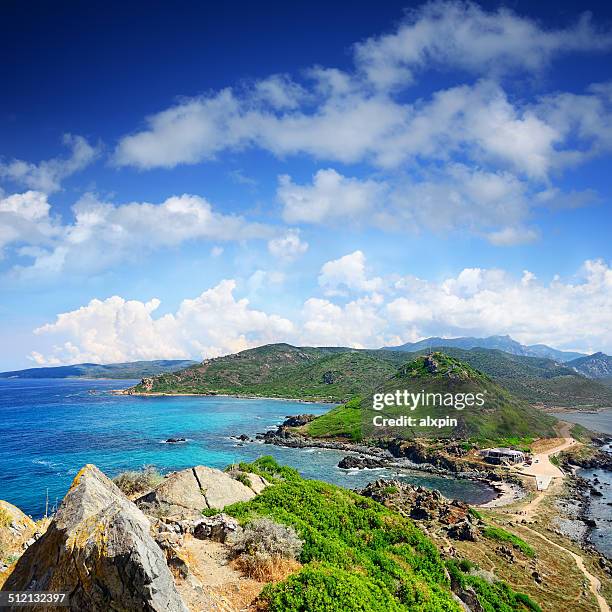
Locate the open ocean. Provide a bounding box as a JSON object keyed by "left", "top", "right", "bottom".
{"left": 0, "top": 378, "right": 495, "bottom": 517}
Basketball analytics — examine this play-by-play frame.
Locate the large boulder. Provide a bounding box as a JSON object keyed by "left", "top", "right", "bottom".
{"left": 1, "top": 464, "right": 187, "bottom": 612}
{"left": 139, "top": 466, "right": 256, "bottom": 518}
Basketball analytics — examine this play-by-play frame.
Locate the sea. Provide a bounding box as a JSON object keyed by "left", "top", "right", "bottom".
{"left": 0, "top": 378, "right": 495, "bottom": 518}
{"left": 551, "top": 409, "right": 612, "bottom": 558}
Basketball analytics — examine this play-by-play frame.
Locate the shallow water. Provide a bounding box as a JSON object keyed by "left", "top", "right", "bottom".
{"left": 0, "top": 378, "right": 495, "bottom": 517}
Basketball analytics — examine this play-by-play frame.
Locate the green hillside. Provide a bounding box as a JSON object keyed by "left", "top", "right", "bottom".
{"left": 222, "top": 457, "right": 540, "bottom": 612}
{"left": 306, "top": 353, "right": 557, "bottom": 442}
{"left": 130, "top": 344, "right": 400, "bottom": 401}
{"left": 127, "top": 343, "right": 612, "bottom": 408}
{"left": 415, "top": 347, "right": 612, "bottom": 408}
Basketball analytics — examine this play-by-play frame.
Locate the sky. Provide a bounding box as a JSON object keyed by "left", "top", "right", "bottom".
{"left": 1, "top": 0, "right": 611, "bottom": 370}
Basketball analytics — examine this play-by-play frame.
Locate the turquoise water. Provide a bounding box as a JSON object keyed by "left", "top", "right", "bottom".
{"left": 0, "top": 378, "right": 495, "bottom": 517}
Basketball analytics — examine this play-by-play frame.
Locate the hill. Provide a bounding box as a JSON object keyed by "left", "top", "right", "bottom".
{"left": 567, "top": 352, "right": 612, "bottom": 386}
{"left": 306, "top": 352, "right": 557, "bottom": 442}
{"left": 127, "top": 343, "right": 612, "bottom": 409}
{"left": 424, "top": 348, "right": 612, "bottom": 408}
{"left": 384, "top": 334, "right": 584, "bottom": 362}
{"left": 128, "top": 344, "right": 401, "bottom": 402}
{"left": 0, "top": 359, "right": 198, "bottom": 380}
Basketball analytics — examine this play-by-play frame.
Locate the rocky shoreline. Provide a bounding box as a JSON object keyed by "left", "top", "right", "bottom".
{"left": 554, "top": 443, "right": 612, "bottom": 562}
{"left": 241, "top": 414, "right": 519, "bottom": 507}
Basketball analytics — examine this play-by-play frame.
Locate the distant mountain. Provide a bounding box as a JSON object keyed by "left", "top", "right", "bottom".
{"left": 567, "top": 352, "right": 612, "bottom": 383}
{"left": 0, "top": 360, "right": 198, "bottom": 380}
{"left": 383, "top": 335, "right": 585, "bottom": 362}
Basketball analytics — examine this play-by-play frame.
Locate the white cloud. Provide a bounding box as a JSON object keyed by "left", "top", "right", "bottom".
{"left": 31, "top": 280, "right": 294, "bottom": 364}
{"left": 267, "top": 229, "right": 308, "bottom": 261}
{"left": 0, "top": 191, "right": 60, "bottom": 255}
{"left": 278, "top": 169, "right": 385, "bottom": 224}
{"left": 318, "top": 251, "right": 382, "bottom": 294}
{"left": 277, "top": 164, "right": 542, "bottom": 244}
{"left": 0, "top": 134, "right": 99, "bottom": 193}
{"left": 354, "top": 1, "right": 612, "bottom": 88}
{"left": 300, "top": 294, "right": 387, "bottom": 347}
{"left": 210, "top": 246, "right": 224, "bottom": 257}
{"left": 252, "top": 74, "right": 306, "bottom": 109}
{"left": 27, "top": 258, "right": 612, "bottom": 361}
{"left": 9, "top": 192, "right": 273, "bottom": 276}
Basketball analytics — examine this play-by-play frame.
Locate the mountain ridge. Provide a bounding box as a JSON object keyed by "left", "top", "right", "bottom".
{"left": 383, "top": 334, "right": 585, "bottom": 362}
{"left": 0, "top": 359, "right": 198, "bottom": 380}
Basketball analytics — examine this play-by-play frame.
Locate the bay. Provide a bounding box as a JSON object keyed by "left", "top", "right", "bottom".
{"left": 0, "top": 378, "right": 495, "bottom": 517}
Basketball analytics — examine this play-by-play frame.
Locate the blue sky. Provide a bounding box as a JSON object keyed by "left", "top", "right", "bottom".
{"left": 1, "top": 0, "right": 611, "bottom": 369}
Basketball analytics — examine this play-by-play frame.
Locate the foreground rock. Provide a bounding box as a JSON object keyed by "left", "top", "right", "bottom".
{"left": 138, "top": 466, "right": 259, "bottom": 518}
{"left": 2, "top": 464, "right": 187, "bottom": 611}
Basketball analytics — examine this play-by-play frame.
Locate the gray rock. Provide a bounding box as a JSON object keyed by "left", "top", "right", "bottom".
{"left": 2, "top": 464, "right": 187, "bottom": 612}
{"left": 139, "top": 465, "right": 256, "bottom": 518}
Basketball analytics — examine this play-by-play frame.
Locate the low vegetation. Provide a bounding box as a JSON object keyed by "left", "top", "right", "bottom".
{"left": 216, "top": 457, "right": 539, "bottom": 611}
{"left": 112, "top": 465, "right": 164, "bottom": 496}
{"left": 446, "top": 561, "right": 541, "bottom": 612}
{"left": 231, "top": 517, "right": 303, "bottom": 580}
{"left": 482, "top": 527, "right": 535, "bottom": 558}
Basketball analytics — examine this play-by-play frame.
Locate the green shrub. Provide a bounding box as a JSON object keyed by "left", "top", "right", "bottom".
{"left": 113, "top": 465, "right": 164, "bottom": 496}
{"left": 233, "top": 472, "right": 252, "bottom": 487}
{"left": 262, "top": 564, "right": 403, "bottom": 612}
{"left": 447, "top": 561, "right": 541, "bottom": 612}
{"left": 482, "top": 527, "right": 535, "bottom": 557}
{"left": 201, "top": 507, "right": 221, "bottom": 517}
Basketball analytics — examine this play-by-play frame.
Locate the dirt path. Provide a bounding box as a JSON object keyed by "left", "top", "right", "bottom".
{"left": 501, "top": 429, "right": 609, "bottom": 611}
{"left": 523, "top": 525, "right": 610, "bottom": 612}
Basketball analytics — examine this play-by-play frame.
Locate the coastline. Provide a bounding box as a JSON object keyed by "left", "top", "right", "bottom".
{"left": 115, "top": 389, "right": 339, "bottom": 403}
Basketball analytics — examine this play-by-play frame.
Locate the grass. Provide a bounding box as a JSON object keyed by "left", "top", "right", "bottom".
{"left": 482, "top": 527, "right": 535, "bottom": 558}
{"left": 215, "top": 457, "right": 540, "bottom": 612}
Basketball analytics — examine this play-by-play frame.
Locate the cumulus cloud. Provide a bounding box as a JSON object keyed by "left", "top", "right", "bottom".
{"left": 0, "top": 134, "right": 100, "bottom": 193}
{"left": 27, "top": 257, "right": 612, "bottom": 361}
{"left": 354, "top": 1, "right": 612, "bottom": 88}
{"left": 8, "top": 192, "right": 273, "bottom": 276}
{"left": 276, "top": 163, "right": 544, "bottom": 244}
{"left": 318, "top": 251, "right": 382, "bottom": 294}
{"left": 112, "top": 4, "right": 612, "bottom": 179}
{"left": 267, "top": 229, "right": 308, "bottom": 261}
{"left": 31, "top": 280, "right": 294, "bottom": 364}
{"left": 278, "top": 169, "right": 385, "bottom": 225}
{"left": 0, "top": 191, "right": 60, "bottom": 256}
{"left": 106, "top": 3, "right": 612, "bottom": 245}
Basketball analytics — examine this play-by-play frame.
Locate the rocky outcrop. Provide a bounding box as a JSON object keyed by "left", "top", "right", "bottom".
{"left": 282, "top": 414, "right": 317, "bottom": 427}
{"left": 0, "top": 501, "right": 39, "bottom": 576}
{"left": 2, "top": 464, "right": 187, "bottom": 612}
{"left": 338, "top": 455, "right": 386, "bottom": 469}
{"left": 138, "top": 466, "right": 256, "bottom": 518}
{"left": 358, "top": 479, "right": 481, "bottom": 542}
